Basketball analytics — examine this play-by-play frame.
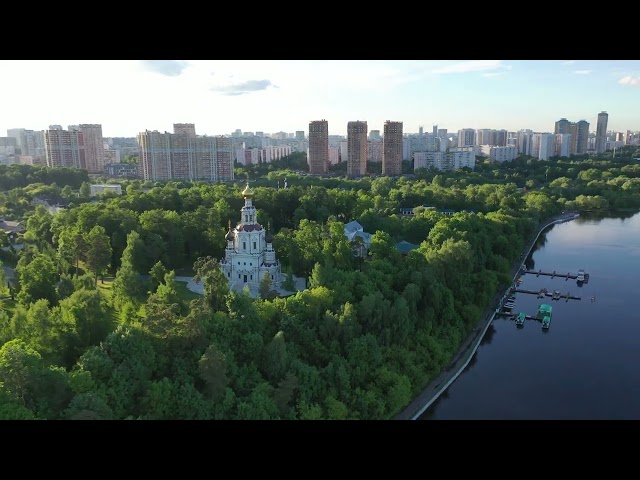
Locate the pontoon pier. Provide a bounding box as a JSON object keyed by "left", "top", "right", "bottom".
{"left": 522, "top": 269, "right": 590, "bottom": 283}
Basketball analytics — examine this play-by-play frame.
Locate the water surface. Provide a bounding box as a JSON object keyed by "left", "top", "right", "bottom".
{"left": 421, "top": 212, "right": 640, "bottom": 420}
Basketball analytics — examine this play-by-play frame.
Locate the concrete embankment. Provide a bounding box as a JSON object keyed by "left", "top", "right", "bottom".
{"left": 395, "top": 213, "right": 579, "bottom": 420}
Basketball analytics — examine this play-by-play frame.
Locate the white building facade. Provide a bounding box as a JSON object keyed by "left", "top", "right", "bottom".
{"left": 457, "top": 129, "right": 476, "bottom": 147}
{"left": 235, "top": 145, "right": 292, "bottom": 165}
{"left": 532, "top": 133, "right": 556, "bottom": 160}
{"left": 517, "top": 130, "right": 533, "bottom": 156}
{"left": 328, "top": 145, "right": 340, "bottom": 165}
{"left": 480, "top": 145, "right": 517, "bottom": 163}
{"left": 219, "top": 184, "right": 282, "bottom": 290}
{"left": 555, "top": 134, "right": 572, "bottom": 158}
{"left": 414, "top": 150, "right": 476, "bottom": 171}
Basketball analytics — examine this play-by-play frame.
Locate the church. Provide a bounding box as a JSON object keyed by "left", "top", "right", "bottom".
{"left": 219, "top": 183, "right": 282, "bottom": 290}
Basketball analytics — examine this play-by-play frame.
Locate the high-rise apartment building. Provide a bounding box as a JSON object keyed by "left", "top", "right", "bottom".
{"left": 476, "top": 129, "right": 495, "bottom": 146}
{"left": 555, "top": 134, "right": 572, "bottom": 158}
{"left": 308, "top": 120, "right": 329, "bottom": 174}
{"left": 517, "top": 130, "right": 533, "bottom": 156}
{"left": 367, "top": 140, "right": 383, "bottom": 163}
{"left": 382, "top": 121, "right": 403, "bottom": 176}
{"left": 174, "top": 123, "right": 196, "bottom": 138}
{"left": 595, "top": 111, "right": 608, "bottom": 154}
{"left": 531, "top": 133, "right": 556, "bottom": 161}
{"left": 414, "top": 150, "right": 475, "bottom": 171}
{"left": 494, "top": 130, "right": 508, "bottom": 147}
{"left": 369, "top": 130, "right": 381, "bottom": 140}
{"left": 403, "top": 135, "right": 440, "bottom": 161}
{"left": 138, "top": 131, "right": 233, "bottom": 182}
{"left": 554, "top": 118, "right": 571, "bottom": 135}
{"left": 44, "top": 129, "right": 86, "bottom": 168}
{"left": 0, "top": 137, "right": 17, "bottom": 148}
{"left": 555, "top": 118, "right": 589, "bottom": 155}
{"left": 569, "top": 120, "right": 589, "bottom": 154}
{"left": 6, "top": 128, "right": 43, "bottom": 158}
{"left": 457, "top": 128, "right": 476, "bottom": 147}
{"left": 69, "top": 124, "right": 104, "bottom": 173}
{"left": 480, "top": 145, "right": 517, "bottom": 163}
{"left": 347, "top": 121, "right": 368, "bottom": 177}
{"left": 295, "top": 131, "right": 305, "bottom": 141}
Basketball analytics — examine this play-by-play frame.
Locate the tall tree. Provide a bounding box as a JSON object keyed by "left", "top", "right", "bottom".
{"left": 273, "top": 372, "right": 299, "bottom": 416}
{"left": 193, "top": 256, "right": 230, "bottom": 312}
{"left": 262, "top": 331, "right": 288, "bottom": 382}
{"left": 149, "top": 261, "right": 168, "bottom": 293}
{"left": 259, "top": 274, "right": 272, "bottom": 299}
{"left": 24, "top": 205, "right": 54, "bottom": 247}
{"left": 0, "top": 259, "right": 8, "bottom": 298}
{"left": 0, "top": 339, "right": 43, "bottom": 408}
{"left": 16, "top": 253, "right": 58, "bottom": 306}
{"left": 61, "top": 185, "right": 74, "bottom": 198}
{"left": 60, "top": 289, "right": 113, "bottom": 362}
{"left": 85, "top": 226, "right": 112, "bottom": 285}
{"left": 57, "top": 227, "right": 87, "bottom": 275}
{"left": 148, "top": 270, "right": 183, "bottom": 314}
{"left": 282, "top": 265, "right": 295, "bottom": 291}
{"left": 198, "top": 344, "right": 229, "bottom": 401}
{"left": 113, "top": 230, "right": 146, "bottom": 308}
{"left": 79, "top": 182, "right": 91, "bottom": 198}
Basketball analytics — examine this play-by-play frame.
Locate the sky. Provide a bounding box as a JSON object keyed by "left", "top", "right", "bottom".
{"left": 1, "top": 60, "right": 639, "bottom": 138}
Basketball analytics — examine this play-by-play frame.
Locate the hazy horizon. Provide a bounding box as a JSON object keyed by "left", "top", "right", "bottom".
{"left": 2, "top": 60, "right": 639, "bottom": 137}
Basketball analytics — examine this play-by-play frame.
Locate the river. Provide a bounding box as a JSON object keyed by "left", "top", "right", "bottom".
{"left": 420, "top": 211, "right": 640, "bottom": 420}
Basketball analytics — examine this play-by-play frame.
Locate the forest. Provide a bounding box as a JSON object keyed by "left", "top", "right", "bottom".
{"left": 0, "top": 150, "right": 639, "bottom": 419}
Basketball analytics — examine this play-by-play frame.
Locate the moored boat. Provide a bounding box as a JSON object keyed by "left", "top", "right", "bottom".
{"left": 537, "top": 303, "right": 552, "bottom": 329}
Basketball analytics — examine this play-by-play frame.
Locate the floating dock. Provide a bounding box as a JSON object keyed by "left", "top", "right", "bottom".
{"left": 496, "top": 304, "right": 553, "bottom": 330}
{"left": 495, "top": 311, "right": 537, "bottom": 319}
{"left": 522, "top": 269, "right": 590, "bottom": 283}
{"left": 511, "top": 288, "right": 581, "bottom": 301}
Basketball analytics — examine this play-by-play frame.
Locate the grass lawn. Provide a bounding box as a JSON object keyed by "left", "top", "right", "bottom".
{"left": 97, "top": 278, "right": 115, "bottom": 301}
{"left": 95, "top": 278, "right": 120, "bottom": 324}
{"left": 175, "top": 267, "right": 196, "bottom": 277}
{"left": 175, "top": 281, "right": 202, "bottom": 302}
{"left": 93, "top": 277, "right": 201, "bottom": 322}
{"left": 1, "top": 298, "right": 17, "bottom": 318}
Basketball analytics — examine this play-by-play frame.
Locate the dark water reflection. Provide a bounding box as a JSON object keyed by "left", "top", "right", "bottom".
{"left": 421, "top": 212, "right": 640, "bottom": 420}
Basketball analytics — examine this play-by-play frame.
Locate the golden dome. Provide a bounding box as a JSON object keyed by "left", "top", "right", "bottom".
{"left": 242, "top": 183, "right": 254, "bottom": 197}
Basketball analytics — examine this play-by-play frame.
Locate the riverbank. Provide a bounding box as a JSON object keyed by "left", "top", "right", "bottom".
{"left": 394, "top": 212, "right": 579, "bottom": 420}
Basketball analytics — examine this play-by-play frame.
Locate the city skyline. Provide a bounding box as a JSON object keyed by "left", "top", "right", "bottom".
{"left": 1, "top": 60, "right": 639, "bottom": 137}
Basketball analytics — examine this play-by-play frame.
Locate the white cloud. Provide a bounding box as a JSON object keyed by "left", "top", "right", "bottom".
{"left": 194, "top": 60, "right": 420, "bottom": 94}
{"left": 574, "top": 70, "right": 592, "bottom": 75}
{"left": 431, "top": 60, "right": 509, "bottom": 75}
{"left": 140, "top": 60, "right": 188, "bottom": 76}
{"left": 482, "top": 72, "right": 504, "bottom": 78}
{"left": 562, "top": 60, "right": 576, "bottom": 65}
{"left": 618, "top": 75, "right": 640, "bottom": 87}
{"left": 210, "top": 79, "right": 277, "bottom": 96}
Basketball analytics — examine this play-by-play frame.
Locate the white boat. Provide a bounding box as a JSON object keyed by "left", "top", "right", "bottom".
{"left": 577, "top": 269, "right": 585, "bottom": 282}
